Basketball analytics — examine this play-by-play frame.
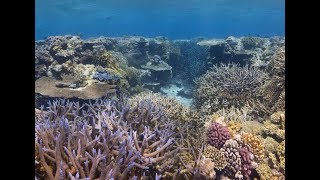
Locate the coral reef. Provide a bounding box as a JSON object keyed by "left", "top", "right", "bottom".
{"left": 194, "top": 63, "right": 267, "bottom": 111}
{"left": 197, "top": 36, "right": 284, "bottom": 68}
{"left": 141, "top": 55, "right": 173, "bottom": 86}
{"left": 207, "top": 121, "right": 231, "bottom": 149}
{"left": 171, "top": 39, "right": 209, "bottom": 84}
{"left": 241, "top": 37, "right": 265, "bottom": 50}
{"left": 35, "top": 35, "right": 285, "bottom": 180}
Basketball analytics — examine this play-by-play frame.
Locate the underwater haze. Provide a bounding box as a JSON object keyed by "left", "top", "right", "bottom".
{"left": 35, "top": 0, "right": 285, "bottom": 40}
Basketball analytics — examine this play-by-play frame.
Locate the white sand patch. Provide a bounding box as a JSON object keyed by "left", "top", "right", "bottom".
{"left": 160, "top": 84, "right": 192, "bottom": 107}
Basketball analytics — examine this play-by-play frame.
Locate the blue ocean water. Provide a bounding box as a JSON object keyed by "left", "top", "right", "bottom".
{"left": 35, "top": 0, "right": 285, "bottom": 40}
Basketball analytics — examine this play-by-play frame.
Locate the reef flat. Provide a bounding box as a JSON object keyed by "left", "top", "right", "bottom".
{"left": 35, "top": 35, "right": 285, "bottom": 180}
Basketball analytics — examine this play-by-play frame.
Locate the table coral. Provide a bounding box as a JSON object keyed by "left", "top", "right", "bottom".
{"left": 203, "top": 146, "right": 227, "bottom": 170}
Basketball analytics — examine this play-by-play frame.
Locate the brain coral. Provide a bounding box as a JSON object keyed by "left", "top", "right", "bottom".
{"left": 207, "top": 122, "right": 231, "bottom": 149}
{"left": 203, "top": 146, "right": 227, "bottom": 170}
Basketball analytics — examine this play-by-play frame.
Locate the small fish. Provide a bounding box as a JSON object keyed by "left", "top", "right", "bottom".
{"left": 105, "top": 16, "right": 112, "bottom": 20}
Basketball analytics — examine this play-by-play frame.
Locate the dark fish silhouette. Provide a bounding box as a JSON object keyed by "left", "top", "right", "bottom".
{"left": 105, "top": 16, "right": 112, "bottom": 20}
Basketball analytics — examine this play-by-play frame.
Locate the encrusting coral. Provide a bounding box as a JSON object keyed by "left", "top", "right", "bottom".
{"left": 262, "top": 112, "right": 285, "bottom": 142}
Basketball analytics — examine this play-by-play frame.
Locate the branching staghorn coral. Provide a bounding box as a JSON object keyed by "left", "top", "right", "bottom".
{"left": 194, "top": 63, "right": 267, "bottom": 112}
{"left": 35, "top": 98, "right": 189, "bottom": 179}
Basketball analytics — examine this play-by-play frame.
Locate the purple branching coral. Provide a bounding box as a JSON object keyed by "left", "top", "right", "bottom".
{"left": 35, "top": 98, "right": 189, "bottom": 179}
{"left": 207, "top": 122, "right": 231, "bottom": 149}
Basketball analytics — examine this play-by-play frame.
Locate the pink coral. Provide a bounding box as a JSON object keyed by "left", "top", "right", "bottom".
{"left": 207, "top": 122, "right": 231, "bottom": 148}
{"left": 239, "top": 147, "right": 255, "bottom": 179}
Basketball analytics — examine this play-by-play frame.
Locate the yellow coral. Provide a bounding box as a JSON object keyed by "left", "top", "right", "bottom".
{"left": 203, "top": 146, "right": 227, "bottom": 170}
{"left": 227, "top": 121, "right": 242, "bottom": 138}
{"left": 241, "top": 132, "right": 264, "bottom": 161}
{"left": 257, "top": 162, "right": 283, "bottom": 180}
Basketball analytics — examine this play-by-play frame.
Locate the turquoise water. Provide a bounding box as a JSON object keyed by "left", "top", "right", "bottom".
{"left": 35, "top": 0, "right": 285, "bottom": 40}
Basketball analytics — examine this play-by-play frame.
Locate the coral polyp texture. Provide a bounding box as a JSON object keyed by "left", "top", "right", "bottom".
{"left": 35, "top": 35, "right": 285, "bottom": 179}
